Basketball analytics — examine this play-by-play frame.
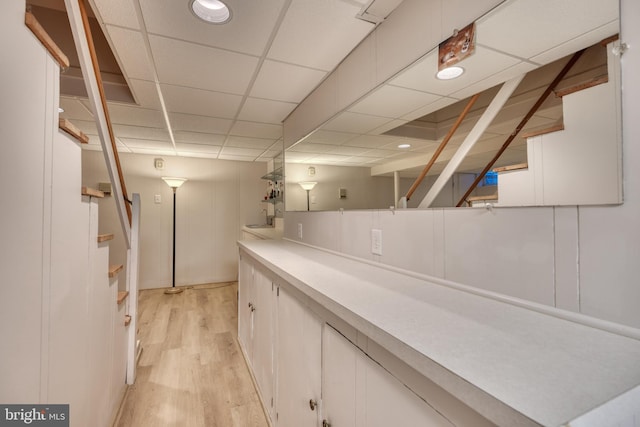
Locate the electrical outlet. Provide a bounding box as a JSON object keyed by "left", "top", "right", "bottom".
{"left": 297, "top": 223, "right": 303, "bottom": 239}
{"left": 371, "top": 229, "right": 382, "bottom": 255}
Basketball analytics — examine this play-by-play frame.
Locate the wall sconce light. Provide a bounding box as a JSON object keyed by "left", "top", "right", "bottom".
{"left": 298, "top": 181, "right": 317, "bottom": 211}
{"left": 162, "top": 177, "right": 187, "bottom": 294}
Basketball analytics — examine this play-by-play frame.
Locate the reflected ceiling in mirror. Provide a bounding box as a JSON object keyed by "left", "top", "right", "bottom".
{"left": 285, "top": 0, "right": 620, "bottom": 211}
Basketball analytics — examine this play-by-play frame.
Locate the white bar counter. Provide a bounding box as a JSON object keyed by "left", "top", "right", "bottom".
{"left": 238, "top": 238, "right": 640, "bottom": 426}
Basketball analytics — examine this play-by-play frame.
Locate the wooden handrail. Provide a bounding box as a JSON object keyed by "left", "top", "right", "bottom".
{"left": 25, "top": 11, "right": 70, "bottom": 69}
{"left": 78, "top": 0, "right": 132, "bottom": 225}
{"left": 406, "top": 94, "right": 480, "bottom": 201}
{"left": 455, "top": 49, "right": 586, "bottom": 207}
{"left": 493, "top": 163, "right": 528, "bottom": 173}
{"left": 519, "top": 123, "right": 564, "bottom": 139}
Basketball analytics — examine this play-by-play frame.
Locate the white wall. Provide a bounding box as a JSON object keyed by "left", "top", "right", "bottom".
{"left": 283, "top": 0, "right": 640, "bottom": 330}
{"left": 83, "top": 151, "right": 268, "bottom": 289}
{"left": 0, "top": 2, "right": 127, "bottom": 423}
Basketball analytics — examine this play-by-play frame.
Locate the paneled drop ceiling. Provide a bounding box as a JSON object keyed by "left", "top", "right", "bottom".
{"left": 286, "top": 0, "right": 619, "bottom": 177}
{"left": 31, "top": 0, "right": 619, "bottom": 176}
{"left": 38, "top": 0, "right": 385, "bottom": 161}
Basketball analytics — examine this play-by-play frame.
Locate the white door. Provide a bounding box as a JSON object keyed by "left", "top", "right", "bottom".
{"left": 276, "top": 287, "right": 322, "bottom": 427}
{"left": 363, "top": 355, "right": 453, "bottom": 427}
{"left": 237, "top": 256, "right": 254, "bottom": 358}
{"left": 322, "top": 325, "right": 358, "bottom": 427}
{"left": 253, "top": 268, "right": 275, "bottom": 419}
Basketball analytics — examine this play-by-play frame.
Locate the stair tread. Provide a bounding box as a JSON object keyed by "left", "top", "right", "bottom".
{"left": 109, "top": 264, "right": 124, "bottom": 278}
{"left": 59, "top": 118, "right": 89, "bottom": 144}
{"left": 25, "top": 11, "right": 69, "bottom": 69}
{"left": 117, "top": 291, "right": 129, "bottom": 305}
{"left": 82, "top": 186, "right": 104, "bottom": 198}
{"left": 98, "top": 233, "right": 114, "bottom": 243}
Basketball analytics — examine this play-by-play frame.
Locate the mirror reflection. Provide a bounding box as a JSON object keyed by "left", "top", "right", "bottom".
{"left": 284, "top": 0, "right": 621, "bottom": 211}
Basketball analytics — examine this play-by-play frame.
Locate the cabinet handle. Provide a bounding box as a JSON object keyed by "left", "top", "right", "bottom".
{"left": 322, "top": 420, "right": 331, "bottom": 427}
{"left": 309, "top": 399, "right": 317, "bottom": 411}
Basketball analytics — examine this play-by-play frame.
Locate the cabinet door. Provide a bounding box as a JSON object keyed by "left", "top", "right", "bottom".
{"left": 363, "top": 355, "right": 452, "bottom": 427}
{"left": 253, "top": 269, "right": 274, "bottom": 419}
{"left": 276, "top": 287, "right": 322, "bottom": 427}
{"left": 237, "top": 255, "right": 254, "bottom": 358}
{"left": 322, "top": 325, "right": 358, "bottom": 427}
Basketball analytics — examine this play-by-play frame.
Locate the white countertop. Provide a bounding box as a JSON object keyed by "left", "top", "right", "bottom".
{"left": 238, "top": 239, "right": 640, "bottom": 426}
{"left": 241, "top": 225, "right": 283, "bottom": 240}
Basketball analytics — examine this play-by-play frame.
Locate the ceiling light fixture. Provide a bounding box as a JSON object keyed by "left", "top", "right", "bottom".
{"left": 397, "top": 143, "right": 411, "bottom": 149}
{"left": 436, "top": 66, "right": 464, "bottom": 80}
{"left": 190, "top": 0, "right": 231, "bottom": 24}
{"left": 58, "top": 107, "right": 64, "bottom": 113}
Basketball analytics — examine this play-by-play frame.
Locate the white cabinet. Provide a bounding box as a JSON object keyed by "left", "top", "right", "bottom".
{"left": 322, "top": 325, "right": 452, "bottom": 427}
{"left": 237, "top": 255, "right": 275, "bottom": 421}
{"left": 276, "top": 287, "right": 322, "bottom": 427}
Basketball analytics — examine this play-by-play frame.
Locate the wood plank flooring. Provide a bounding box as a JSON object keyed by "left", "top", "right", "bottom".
{"left": 114, "top": 283, "right": 269, "bottom": 427}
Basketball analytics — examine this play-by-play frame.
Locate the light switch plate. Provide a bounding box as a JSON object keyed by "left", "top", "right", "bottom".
{"left": 371, "top": 229, "right": 382, "bottom": 255}
{"left": 297, "top": 223, "right": 303, "bottom": 239}
{"left": 154, "top": 194, "right": 161, "bottom": 204}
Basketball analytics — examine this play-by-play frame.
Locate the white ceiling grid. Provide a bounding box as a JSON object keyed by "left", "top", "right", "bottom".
{"left": 62, "top": 0, "right": 376, "bottom": 160}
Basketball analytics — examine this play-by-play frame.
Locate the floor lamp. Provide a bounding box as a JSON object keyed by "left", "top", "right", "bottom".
{"left": 162, "top": 177, "right": 187, "bottom": 295}
{"left": 298, "top": 181, "right": 317, "bottom": 211}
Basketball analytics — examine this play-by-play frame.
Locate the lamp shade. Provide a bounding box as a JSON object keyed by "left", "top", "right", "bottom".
{"left": 162, "top": 177, "right": 188, "bottom": 189}
{"left": 299, "top": 181, "right": 317, "bottom": 191}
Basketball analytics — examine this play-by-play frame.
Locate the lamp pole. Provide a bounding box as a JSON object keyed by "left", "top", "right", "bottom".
{"left": 162, "top": 177, "right": 187, "bottom": 295}
{"left": 298, "top": 182, "right": 317, "bottom": 211}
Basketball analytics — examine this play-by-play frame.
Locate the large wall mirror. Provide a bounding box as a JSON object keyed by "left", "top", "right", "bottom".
{"left": 284, "top": 0, "right": 621, "bottom": 211}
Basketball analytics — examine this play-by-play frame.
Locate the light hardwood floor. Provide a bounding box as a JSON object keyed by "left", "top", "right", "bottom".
{"left": 114, "top": 283, "right": 269, "bottom": 427}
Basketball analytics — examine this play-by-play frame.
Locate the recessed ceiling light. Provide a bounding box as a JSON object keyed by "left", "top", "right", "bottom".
{"left": 190, "top": 0, "right": 231, "bottom": 24}
{"left": 436, "top": 66, "right": 464, "bottom": 80}
{"left": 397, "top": 143, "right": 411, "bottom": 149}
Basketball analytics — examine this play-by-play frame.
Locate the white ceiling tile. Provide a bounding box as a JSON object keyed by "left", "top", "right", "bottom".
{"left": 118, "top": 138, "right": 174, "bottom": 149}
{"left": 310, "top": 154, "right": 352, "bottom": 163}
{"left": 267, "top": 0, "right": 373, "bottom": 70}
{"left": 105, "top": 26, "right": 155, "bottom": 81}
{"left": 173, "top": 131, "right": 226, "bottom": 145}
{"left": 237, "top": 98, "right": 297, "bottom": 124}
{"left": 348, "top": 85, "right": 441, "bottom": 118}
{"left": 128, "top": 147, "right": 177, "bottom": 156}
{"left": 59, "top": 97, "right": 94, "bottom": 121}
{"left": 476, "top": 0, "right": 618, "bottom": 60}
{"left": 161, "top": 84, "right": 243, "bottom": 119}
{"left": 175, "top": 143, "right": 221, "bottom": 154}
{"left": 107, "top": 104, "right": 166, "bottom": 127}
{"left": 322, "top": 112, "right": 393, "bottom": 134}
{"left": 169, "top": 113, "right": 233, "bottom": 134}
{"left": 149, "top": 36, "right": 259, "bottom": 94}
{"left": 325, "top": 146, "right": 371, "bottom": 156}
{"left": 113, "top": 125, "right": 170, "bottom": 141}
{"left": 343, "top": 135, "right": 398, "bottom": 149}
{"left": 251, "top": 60, "right": 327, "bottom": 103}
{"left": 217, "top": 154, "right": 258, "bottom": 162}
{"left": 220, "top": 146, "right": 265, "bottom": 157}
{"left": 288, "top": 143, "right": 336, "bottom": 154}
{"left": 176, "top": 151, "right": 219, "bottom": 160}
{"left": 69, "top": 119, "right": 98, "bottom": 135}
{"left": 139, "top": 0, "right": 286, "bottom": 56}
{"left": 284, "top": 152, "right": 315, "bottom": 162}
{"left": 390, "top": 47, "right": 523, "bottom": 98}
{"left": 230, "top": 121, "right": 283, "bottom": 139}
{"left": 226, "top": 136, "right": 277, "bottom": 150}
{"left": 449, "top": 62, "right": 538, "bottom": 100}
{"left": 305, "top": 130, "right": 358, "bottom": 145}
{"left": 128, "top": 79, "right": 163, "bottom": 110}
{"left": 530, "top": 21, "right": 619, "bottom": 66}
{"left": 92, "top": 0, "right": 140, "bottom": 29}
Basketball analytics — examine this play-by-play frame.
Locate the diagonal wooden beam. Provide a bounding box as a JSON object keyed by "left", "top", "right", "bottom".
{"left": 405, "top": 93, "right": 480, "bottom": 201}
{"left": 455, "top": 49, "right": 586, "bottom": 207}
